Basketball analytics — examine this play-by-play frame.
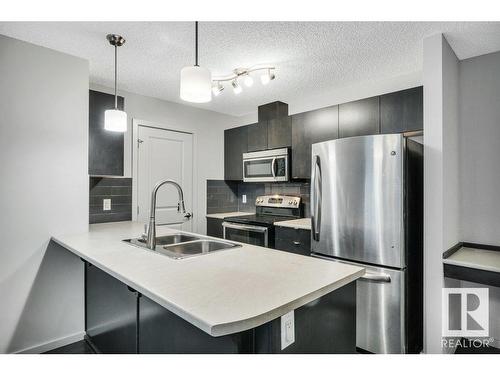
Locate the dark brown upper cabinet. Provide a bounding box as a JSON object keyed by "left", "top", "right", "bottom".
{"left": 247, "top": 121, "right": 268, "bottom": 152}
{"left": 258, "top": 101, "right": 288, "bottom": 121}
{"left": 89, "top": 90, "right": 125, "bottom": 176}
{"left": 267, "top": 116, "right": 292, "bottom": 149}
{"left": 380, "top": 86, "right": 423, "bottom": 134}
{"left": 224, "top": 125, "right": 248, "bottom": 181}
{"left": 339, "top": 96, "right": 380, "bottom": 138}
{"left": 291, "top": 105, "right": 338, "bottom": 179}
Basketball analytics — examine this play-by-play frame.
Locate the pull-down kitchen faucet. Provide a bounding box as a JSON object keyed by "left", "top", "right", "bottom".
{"left": 146, "top": 179, "right": 192, "bottom": 250}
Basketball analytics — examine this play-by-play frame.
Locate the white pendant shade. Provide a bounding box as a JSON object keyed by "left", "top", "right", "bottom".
{"left": 104, "top": 109, "right": 127, "bottom": 132}
{"left": 180, "top": 65, "right": 212, "bottom": 103}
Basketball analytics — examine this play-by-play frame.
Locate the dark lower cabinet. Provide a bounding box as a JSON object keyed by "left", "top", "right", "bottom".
{"left": 291, "top": 106, "right": 338, "bottom": 179}
{"left": 85, "top": 262, "right": 138, "bottom": 353}
{"left": 206, "top": 217, "right": 223, "bottom": 239}
{"left": 85, "top": 261, "right": 356, "bottom": 354}
{"left": 89, "top": 90, "right": 125, "bottom": 176}
{"left": 267, "top": 116, "right": 292, "bottom": 149}
{"left": 338, "top": 96, "right": 380, "bottom": 138}
{"left": 275, "top": 227, "right": 311, "bottom": 256}
{"left": 224, "top": 126, "right": 248, "bottom": 181}
{"left": 138, "top": 282, "right": 355, "bottom": 354}
{"left": 380, "top": 86, "right": 423, "bottom": 134}
{"left": 138, "top": 295, "right": 252, "bottom": 353}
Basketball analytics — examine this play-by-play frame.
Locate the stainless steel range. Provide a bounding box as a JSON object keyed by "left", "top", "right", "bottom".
{"left": 222, "top": 195, "right": 302, "bottom": 248}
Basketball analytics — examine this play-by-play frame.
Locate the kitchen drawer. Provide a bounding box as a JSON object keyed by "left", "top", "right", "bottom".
{"left": 275, "top": 226, "right": 311, "bottom": 256}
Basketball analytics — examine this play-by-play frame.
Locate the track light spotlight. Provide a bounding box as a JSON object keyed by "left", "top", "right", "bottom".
{"left": 261, "top": 69, "right": 276, "bottom": 85}
{"left": 212, "top": 82, "right": 224, "bottom": 96}
{"left": 232, "top": 79, "right": 242, "bottom": 94}
{"left": 243, "top": 74, "right": 254, "bottom": 87}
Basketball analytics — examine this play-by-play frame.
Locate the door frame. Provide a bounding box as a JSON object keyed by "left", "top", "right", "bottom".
{"left": 131, "top": 118, "right": 197, "bottom": 231}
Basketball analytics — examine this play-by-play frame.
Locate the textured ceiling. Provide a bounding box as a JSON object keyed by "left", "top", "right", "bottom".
{"left": 1, "top": 22, "right": 500, "bottom": 117}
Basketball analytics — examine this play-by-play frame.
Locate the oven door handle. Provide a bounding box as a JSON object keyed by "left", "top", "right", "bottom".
{"left": 222, "top": 222, "right": 269, "bottom": 247}
{"left": 222, "top": 222, "right": 269, "bottom": 233}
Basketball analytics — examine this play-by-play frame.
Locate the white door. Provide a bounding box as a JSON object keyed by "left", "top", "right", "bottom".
{"left": 137, "top": 125, "right": 193, "bottom": 231}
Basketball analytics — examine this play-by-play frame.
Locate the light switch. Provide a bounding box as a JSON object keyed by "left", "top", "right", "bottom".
{"left": 281, "top": 310, "right": 295, "bottom": 350}
{"left": 242, "top": 194, "right": 247, "bottom": 204}
{"left": 103, "top": 199, "right": 111, "bottom": 211}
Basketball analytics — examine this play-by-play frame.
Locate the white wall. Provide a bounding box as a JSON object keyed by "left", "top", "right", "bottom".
{"left": 90, "top": 83, "right": 247, "bottom": 235}
{"left": 0, "top": 35, "right": 89, "bottom": 353}
{"left": 422, "top": 34, "right": 461, "bottom": 354}
{"left": 459, "top": 50, "right": 500, "bottom": 347}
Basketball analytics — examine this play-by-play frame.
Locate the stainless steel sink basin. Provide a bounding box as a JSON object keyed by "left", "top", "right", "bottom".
{"left": 123, "top": 234, "right": 241, "bottom": 259}
{"left": 163, "top": 240, "right": 240, "bottom": 257}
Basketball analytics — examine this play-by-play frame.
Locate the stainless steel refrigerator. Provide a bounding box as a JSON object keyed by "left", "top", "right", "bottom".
{"left": 310, "top": 133, "right": 423, "bottom": 354}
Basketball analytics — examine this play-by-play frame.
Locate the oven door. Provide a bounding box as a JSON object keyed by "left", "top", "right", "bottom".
{"left": 222, "top": 222, "right": 269, "bottom": 247}
{"left": 243, "top": 156, "right": 288, "bottom": 182}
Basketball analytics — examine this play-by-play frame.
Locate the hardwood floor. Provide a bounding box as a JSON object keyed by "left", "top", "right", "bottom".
{"left": 44, "top": 340, "right": 95, "bottom": 354}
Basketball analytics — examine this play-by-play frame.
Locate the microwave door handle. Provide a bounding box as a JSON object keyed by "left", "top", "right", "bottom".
{"left": 271, "top": 157, "right": 277, "bottom": 178}
{"left": 311, "top": 155, "right": 322, "bottom": 241}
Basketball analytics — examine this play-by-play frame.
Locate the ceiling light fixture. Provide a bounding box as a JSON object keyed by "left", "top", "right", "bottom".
{"left": 212, "top": 66, "right": 275, "bottom": 97}
{"left": 180, "top": 21, "right": 212, "bottom": 103}
{"left": 232, "top": 79, "right": 242, "bottom": 94}
{"left": 104, "top": 34, "right": 127, "bottom": 132}
{"left": 212, "top": 82, "right": 224, "bottom": 96}
{"left": 260, "top": 68, "right": 276, "bottom": 85}
{"left": 243, "top": 74, "right": 254, "bottom": 87}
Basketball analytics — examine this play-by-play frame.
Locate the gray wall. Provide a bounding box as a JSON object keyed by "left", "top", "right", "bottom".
{"left": 459, "top": 50, "right": 500, "bottom": 347}
{"left": 90, "top": 83, "right": 248, "bottom": 235}
{"left": 460, "top": 51, "right": 500, "bottom": 244}
{"left": 0, "top": 35, "right": 89, "bottom": 353}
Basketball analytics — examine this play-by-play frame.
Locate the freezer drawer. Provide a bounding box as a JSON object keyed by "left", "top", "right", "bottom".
{"left": 313, "top": 255, "right": 406, "bottom": 354}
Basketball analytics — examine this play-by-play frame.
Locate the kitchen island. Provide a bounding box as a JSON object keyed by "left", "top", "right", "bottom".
{"left": 53, "top": 221, "right": 364, "bottom": 354}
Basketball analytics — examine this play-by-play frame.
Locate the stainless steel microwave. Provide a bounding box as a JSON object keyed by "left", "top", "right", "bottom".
{"left": 242, "top": 148, "right": 289, "bottom": 182}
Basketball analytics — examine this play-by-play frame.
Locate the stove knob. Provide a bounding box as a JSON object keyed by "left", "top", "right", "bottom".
{"left": 294, "top": 201, "right": 298, "bottom": 205}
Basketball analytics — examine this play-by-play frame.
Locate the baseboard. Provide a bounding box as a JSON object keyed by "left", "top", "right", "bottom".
{"left": 13, "top": 331, "right": 85, "bottom": 354}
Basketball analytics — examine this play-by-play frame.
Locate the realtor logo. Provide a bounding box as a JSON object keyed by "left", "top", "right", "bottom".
{"left": 442, "top": 288, "right": 489, "bottom": 337}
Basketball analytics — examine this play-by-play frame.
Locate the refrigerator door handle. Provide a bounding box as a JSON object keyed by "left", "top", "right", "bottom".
{"left": 311, "top": 155, "right": 322, "bottom": 241}
{"left": 360, "top": 272, "right": 391, "bottom": 283}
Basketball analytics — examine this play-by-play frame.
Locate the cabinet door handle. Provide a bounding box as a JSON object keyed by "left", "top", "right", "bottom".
{"left": 293, "top": 241, "right": 301, "bottom": 245}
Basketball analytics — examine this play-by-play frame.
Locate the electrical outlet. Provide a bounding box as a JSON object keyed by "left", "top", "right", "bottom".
{"left": 103, "top": 199, "right": 111, "bottom": 211}
{"left": 242, "top": 194, "right": 247, "bottom": 204}
{"left": 280, "top": 310, "right": 295, "bottom": 350}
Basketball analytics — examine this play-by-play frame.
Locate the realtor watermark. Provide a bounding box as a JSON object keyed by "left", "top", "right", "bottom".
{"left": 442, "top": 288, "right": 491, "bottom": 348}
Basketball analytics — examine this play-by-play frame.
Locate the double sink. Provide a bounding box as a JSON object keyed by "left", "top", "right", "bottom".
{"left": 124, "top": 234, "right": 241, "bottom": 260}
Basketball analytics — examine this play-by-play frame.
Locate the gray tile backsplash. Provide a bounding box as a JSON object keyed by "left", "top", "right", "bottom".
{"left": 206, "top": 180, "right": 239, "bottom": 214}
{"left": 207, "top": 180, "right": 310, "bottom": 217}
{"left": 89, "top": 177, "right": 132, "bottom": 224}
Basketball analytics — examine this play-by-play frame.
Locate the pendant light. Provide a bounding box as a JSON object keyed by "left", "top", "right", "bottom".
{"left": 104, "top": 34, "right": 127, "bottom": 132}
{"left": 180, "top": 22, "right": 212, "bottom": 103}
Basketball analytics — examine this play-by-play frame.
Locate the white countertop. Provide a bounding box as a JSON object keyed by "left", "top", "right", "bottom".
{"left": 53, "top": 221, "right": 364, "bottom": 337}
{"left": 444, "top": 247, "right": 500, "bottom": 274}
{"left": 206, "top": 212, "right": 254, "bottom": 219}
{"left": 274, "top": 218, "right": 312, "bottom": 230}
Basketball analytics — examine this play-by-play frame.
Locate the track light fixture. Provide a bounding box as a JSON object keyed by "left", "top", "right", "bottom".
{"left": 260, "top": 68, "right": 276, "bottom": 85}
{"left": 231, "top": 79, "right": 242, "bottom": 94}
{"left": 212, "top": 82, "right": 224, "bottom": 96}
{"left": 212, "top": 66, "right": 276, "bottom": 97}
